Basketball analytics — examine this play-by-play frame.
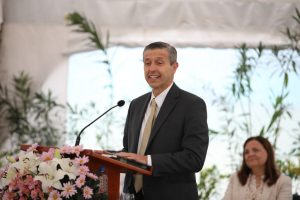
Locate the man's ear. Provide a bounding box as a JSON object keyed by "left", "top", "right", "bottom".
{"left": 172, "top": 62, "right": 179, "bottom": 72}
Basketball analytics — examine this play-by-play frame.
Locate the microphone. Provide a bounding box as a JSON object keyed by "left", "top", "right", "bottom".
{"left": 74, "top": 100, "right": 125, "bottom": 146}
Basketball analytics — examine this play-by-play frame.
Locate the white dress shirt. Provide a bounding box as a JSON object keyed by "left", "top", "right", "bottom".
{"left": 137, "top": 83, "right": 174, "bottom": 165}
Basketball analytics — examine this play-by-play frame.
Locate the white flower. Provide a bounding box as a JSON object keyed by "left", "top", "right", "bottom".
{"left": 12, "top": 151, "right": 40, "bottom": 174}
{"left": 0, "top": 167, "right": 17, "bottom": 189}
{"left": 34, "top": 161, "right": 66, "bottom": 192}
{"left": 0, "top": 151, "right": 40, "bottom": 189}
{"left": 56, "top": 158, "right": 80, "bottom": 180}
{"left": 0, "top": 144, "right": 101, "bottom": 199}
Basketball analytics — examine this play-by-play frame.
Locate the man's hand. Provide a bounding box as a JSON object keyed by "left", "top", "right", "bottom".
{"left": 116, "top": 152, "right": 147, "bottom": 165}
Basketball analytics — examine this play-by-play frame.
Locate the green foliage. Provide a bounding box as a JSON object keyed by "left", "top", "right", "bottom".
{"left": 277, "top": 159, "right": 300, "bottom": 180}
{"left": 281, "top": 121, "right": 300, "bottom": 181}
{"left": 65, "top": 12, "right": 123, "bottom": 149}
{"left": 67, "top": 102, "right": 107, "bottom": 148}
{"left": 231, "top": 43, "right": 262, "bottom": 99}
{"left": 198, "top": 165, "right": 226, "bottom": 200}
{"left": 65, "top": 11, "right": 113, "bottom": 100}
{"left": 0, "top": 72, "right": 66, "bottom": 166}
{"left": 215, "top": 9, "right": 300, "bottom": 144}
{"left": 65, "top": 12, "right": 109, "bottom": 52}
{"left": 206, "top": 8, "right": 300, "bottom": 197}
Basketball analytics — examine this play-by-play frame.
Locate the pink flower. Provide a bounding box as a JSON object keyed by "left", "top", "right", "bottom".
{"left": 61, "top": 182, "right": 77, "bottom": 198}
{"left": 75, "top": 175, "right": 86, "bottom": 188}
{"left": 0, "top": 145, "right": 102, "bottom": 200}
{"left": 83, "top": 186, "right": 93, "bottom": 199}
{"left": 4, "top": 174, "right": 44, "bottom": 199}
{"left": 24, "top": 175, "right": 35, "bottom": 189}
{"left": 19, "top": 196, "right": 27, "bottom": 200}
{"left": 73, "top": 145, "right": 83, "bottom": 156}
{"left": 87, "top": 172, "right": 98, "bottom": 180}
{"left": 40, "top": 148, "right": 55, "bottom": 161}
{"left": 49, "top": 190, "right": 62, "bottom": 200}
{"left": 74, "top": 155, "right": 89, "bottom": 165}
{"left": 60, "top": 145, "right": 72, "bottom": 154}
{"left": 26, "top": 143, "right": 38, "bottom": 152}
{"left": 30, "top": 188, "right": 40, "bottom": 199}
{"left": 79, "top": 165, "right": 90, "bottom": 175}
{"left": 3, "top": 191, "right": 16, "bottom": 199}
{"left": 8, "top": 176, "right": 19, "bottom": 192}
{"left": 0, "top": 168, "right": 5, "bottom": 177}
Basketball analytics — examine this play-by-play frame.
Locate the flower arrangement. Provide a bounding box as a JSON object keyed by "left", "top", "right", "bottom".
{"left": 0, "top": 144, "right": 106, "bottom": 200}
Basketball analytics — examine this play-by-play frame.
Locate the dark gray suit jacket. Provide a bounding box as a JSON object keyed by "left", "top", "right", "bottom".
{"left": 123, "top": 83, "right": 209, "bottom": 200}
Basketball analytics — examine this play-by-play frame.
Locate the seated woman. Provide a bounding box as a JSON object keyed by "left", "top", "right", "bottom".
{"left": 223, "top": 136, "right": 292, "bottom": 200}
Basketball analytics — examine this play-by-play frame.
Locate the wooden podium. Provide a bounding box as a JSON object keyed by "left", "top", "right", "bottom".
{"left": 20, "top": 144, "right": 152, "bottom": 200}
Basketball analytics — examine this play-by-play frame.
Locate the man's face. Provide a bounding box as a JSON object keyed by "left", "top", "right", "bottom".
{"left": 143, "top": 48, "right": 178, "bottom": 96}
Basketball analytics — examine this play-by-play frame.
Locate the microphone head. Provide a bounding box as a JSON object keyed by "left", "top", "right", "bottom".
{"left": 117, "top": 100, "right": 125, "bottom": 107}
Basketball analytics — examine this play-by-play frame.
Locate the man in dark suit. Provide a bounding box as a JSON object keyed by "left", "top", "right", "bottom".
{"left": 117, "top": 41, "right": 209, "bottom": 200}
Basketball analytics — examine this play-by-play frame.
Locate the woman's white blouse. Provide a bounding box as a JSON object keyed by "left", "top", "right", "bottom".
{"left": 223, "top": 172, "right": 292, "bottom": 200}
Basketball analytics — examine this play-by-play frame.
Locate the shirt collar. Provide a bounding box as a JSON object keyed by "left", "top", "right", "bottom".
{"left": 150, "top": 82, "right": 173, "bottom": 109}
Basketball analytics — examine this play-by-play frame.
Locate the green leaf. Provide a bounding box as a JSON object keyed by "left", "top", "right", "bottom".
{"left": 266, "top": 110, "right": 282, "bottom": 132}
{"left": 284, "top": 73, "right": 288, "bottom": 88}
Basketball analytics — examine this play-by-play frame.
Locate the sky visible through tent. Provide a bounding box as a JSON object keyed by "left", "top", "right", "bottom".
{"left": 67, "top": 47, "right": 300, "bottom": 198}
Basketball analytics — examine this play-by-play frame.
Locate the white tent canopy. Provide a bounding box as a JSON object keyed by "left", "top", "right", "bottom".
{"left": 0, "top": 0, "right": 300, "bottom": 102}
{"left": 2, "top": 0, "right": 300, "bottom": 48}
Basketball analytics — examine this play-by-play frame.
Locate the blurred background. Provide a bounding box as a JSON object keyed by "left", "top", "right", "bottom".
{"left": 1, "top": 1, "right": 300, "bottom": 199}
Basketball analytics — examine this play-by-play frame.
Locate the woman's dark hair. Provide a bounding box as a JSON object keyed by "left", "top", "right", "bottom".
{"left": 237, "top": 136, "right": 279, "bottom": 186}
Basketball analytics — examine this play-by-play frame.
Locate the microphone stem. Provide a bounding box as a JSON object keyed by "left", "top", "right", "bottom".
{"left": 75, "top": 104, "right": 118, "bottom": 146}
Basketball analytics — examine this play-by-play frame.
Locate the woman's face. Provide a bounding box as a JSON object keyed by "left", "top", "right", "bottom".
{"left": 244, "top": 139, "right": 268, "bottom": 171}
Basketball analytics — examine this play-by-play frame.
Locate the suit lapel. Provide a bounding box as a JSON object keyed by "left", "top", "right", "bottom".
{"left": 131, "top": 94, "right": 151, "bottom": 153}
{"left": 146, "top": 84, "right": 180, "bottom": 150}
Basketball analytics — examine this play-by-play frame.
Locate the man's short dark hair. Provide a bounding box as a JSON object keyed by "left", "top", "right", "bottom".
{"left": 143, "top": 41, "right": 177, "bottom": 64}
